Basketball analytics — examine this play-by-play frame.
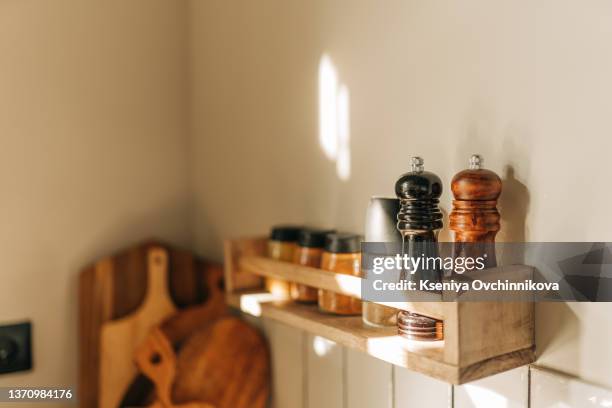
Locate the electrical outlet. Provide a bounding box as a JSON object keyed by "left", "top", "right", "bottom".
{"left": 0, "top": 322, "right": 32, "bottom": 374}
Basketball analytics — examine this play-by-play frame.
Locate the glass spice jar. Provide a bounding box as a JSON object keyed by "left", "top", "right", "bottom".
{"left": 291, "top": 228, "right": 335, "bottom": 303}
{"left": 318, "top": 233, "right": 362, "bottom": 315}
{"left": 267, "top": 226, "right": 301, "bottom": 296}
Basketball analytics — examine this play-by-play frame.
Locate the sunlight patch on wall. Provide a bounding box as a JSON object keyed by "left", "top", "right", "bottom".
{"left": 463, "top": 384, "right": 509, "bottom": 408}
{"left": 239, "top": 292, "right": 285, "bottom": 317}
{"left": 313, "top": 335, "right": 338, "bottom": 357}
{"left": 318, "top": 54, "right": 351, "bottom": 181}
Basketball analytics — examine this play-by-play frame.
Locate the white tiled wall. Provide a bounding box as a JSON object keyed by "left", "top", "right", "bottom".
{"left": 530, "top": 367, "right": 612, "bottom": 408}
{"left": 258, "top": 317, "right": 612, "bottom": 408}
{"left": 394, "top": 366, "right": 452, "bottom": 407}
{"left": 346, "top": 349, "right": 393, "bottom": 408}
{"left": 263, "top": 319, "right": 305, "bottom": 408}
{"left": 454, "top": 367, "right": 529, "bottom": 408}
{"left": 306, "top": 334, "right": 344, "bottom": 408}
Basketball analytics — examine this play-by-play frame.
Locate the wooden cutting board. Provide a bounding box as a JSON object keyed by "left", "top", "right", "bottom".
{"left": 172, "top": 317, "right": 270, "bottom": 408}
{"left": 134, "top": 317, "right": 269, "bottom": 408}
{"left": 99, "top": 247, "right": 177, "bottom": 408}
{"left": 134, "top": 327, "right": 214, "bottom": 408}
{"left": 79, "top": 241, "right": 223, "bottom": 408}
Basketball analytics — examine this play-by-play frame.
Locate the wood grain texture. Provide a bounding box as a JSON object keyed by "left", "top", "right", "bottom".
{"left": 173, "top": 317, "right": 270, "bottom": 408}
{"left": 450, "top": 167, "right": 502, "bottom": 266}
{"left": 457, "top": 348, "right": 535, "bottom": 385}
{"left": 457, "top": 301, "right": 535, "bottom": 367}
{"left": 224, "top": 237, "right": 536, "bottom": 385}
{"left": 78, "top": 259, "right": 113, "bottom": 408}
{"left": 135, "top": 328, "right": 178, "bottom": 407}
{"left": 160, "top": 264, "right": 227, "bottom": 345}
{"left": 224, "top": 237, "right": 267, "bottom": 292}
{"left": 239, "top": 255, "right": 445, "bottom": 319}
{"left": 227, "top": 292, "right": 449, "bottom": 376}
{"left": 100, "top": 247, "right": 177, "bottom": 408}
{"left": 79, "top": 241, "right": 219, "bottom": 408}
{"left": 227, "top": 291, "right": 535, "bottom": 385}
{"left": 134, "top": 328, "right": 214, "bottom": 408}
{"left": 241, "top": 255, "right": 361, "bottom": 297}
{"left": 451, "top": 168, "right": 502, "bottom": 202}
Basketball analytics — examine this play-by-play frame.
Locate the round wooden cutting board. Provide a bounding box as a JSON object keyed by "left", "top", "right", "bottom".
{"left": 172, "top": 317, "right": 270, "bottom": 408}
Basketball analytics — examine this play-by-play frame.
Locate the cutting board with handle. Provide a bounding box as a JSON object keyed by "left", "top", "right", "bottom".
{"left": 79, "top": 241, "right": 223, "bottom": 408}
{"left": 134, "top": 328, "right": 213, "bottom": 408}
{"left": 99, "top": 247, "right": 177, "bottom": 408}
{"left": 134, "top": 317, "right": 269, "bottom": 408}
{"left": 172, "top": 317, "right": 270, "bottom": 408}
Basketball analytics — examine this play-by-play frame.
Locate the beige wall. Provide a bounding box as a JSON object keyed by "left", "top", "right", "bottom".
{"left": 2, "top": 0, "right": 611, "bottom": 401}
{"left": 189, "top": 0, "right": 612, "bottom": 392}
{"left": 0, "top": 0, "right": 190, "bottom": 391}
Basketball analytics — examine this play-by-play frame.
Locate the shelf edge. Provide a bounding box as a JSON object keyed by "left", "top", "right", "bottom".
{"left": 239, "top": 256, "right": 446, "bottom": 319}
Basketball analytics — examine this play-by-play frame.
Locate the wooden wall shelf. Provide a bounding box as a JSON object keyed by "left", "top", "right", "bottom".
{"left": 224, "top": 236, "right": 536, "bottom": 385}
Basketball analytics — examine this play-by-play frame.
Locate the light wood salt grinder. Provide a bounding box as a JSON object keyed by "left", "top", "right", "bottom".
{"left": 395, "top": 157, "right": 444, "bottom": 341}
{"left": 450, "top": 154, "right": 502, "bottom": 268}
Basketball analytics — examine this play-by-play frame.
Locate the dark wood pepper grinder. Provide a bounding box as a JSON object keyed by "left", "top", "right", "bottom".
{"left": 395, "top": 157, "right": 444, "bottom": 341}
{"left": 450, "top": 154, "right": 502, "bottom": 268}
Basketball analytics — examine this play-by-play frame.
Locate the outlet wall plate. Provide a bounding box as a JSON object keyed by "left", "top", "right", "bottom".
{"left": 0, "top": 321, "right": 32, "bottom": 374}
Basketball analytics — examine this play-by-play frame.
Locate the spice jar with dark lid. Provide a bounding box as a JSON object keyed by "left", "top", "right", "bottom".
{"left": 291, "top": 228, "right": 335, "bottom": 303}
{"left": 267, "top": 225, "right": 301, "bottom": 296}
{"left": 318, "top": 233, "right": 362, "bottom": 315}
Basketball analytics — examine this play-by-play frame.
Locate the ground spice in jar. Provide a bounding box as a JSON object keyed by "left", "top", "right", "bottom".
{"left": 267, "top": 226, "right": 301, "bottom": 296}
{"left": 291, "top": 228, "right": 334, "bottom": 303}
{"left": 318, "top": 233, "right": 362, "bottom": 315}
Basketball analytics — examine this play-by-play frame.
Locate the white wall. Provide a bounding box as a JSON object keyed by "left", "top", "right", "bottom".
{"left": 0, "top": 0, "right": 190, "bottom": 391}
{"left": 188, "top": 0, "right": 612, "bottom": 403}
